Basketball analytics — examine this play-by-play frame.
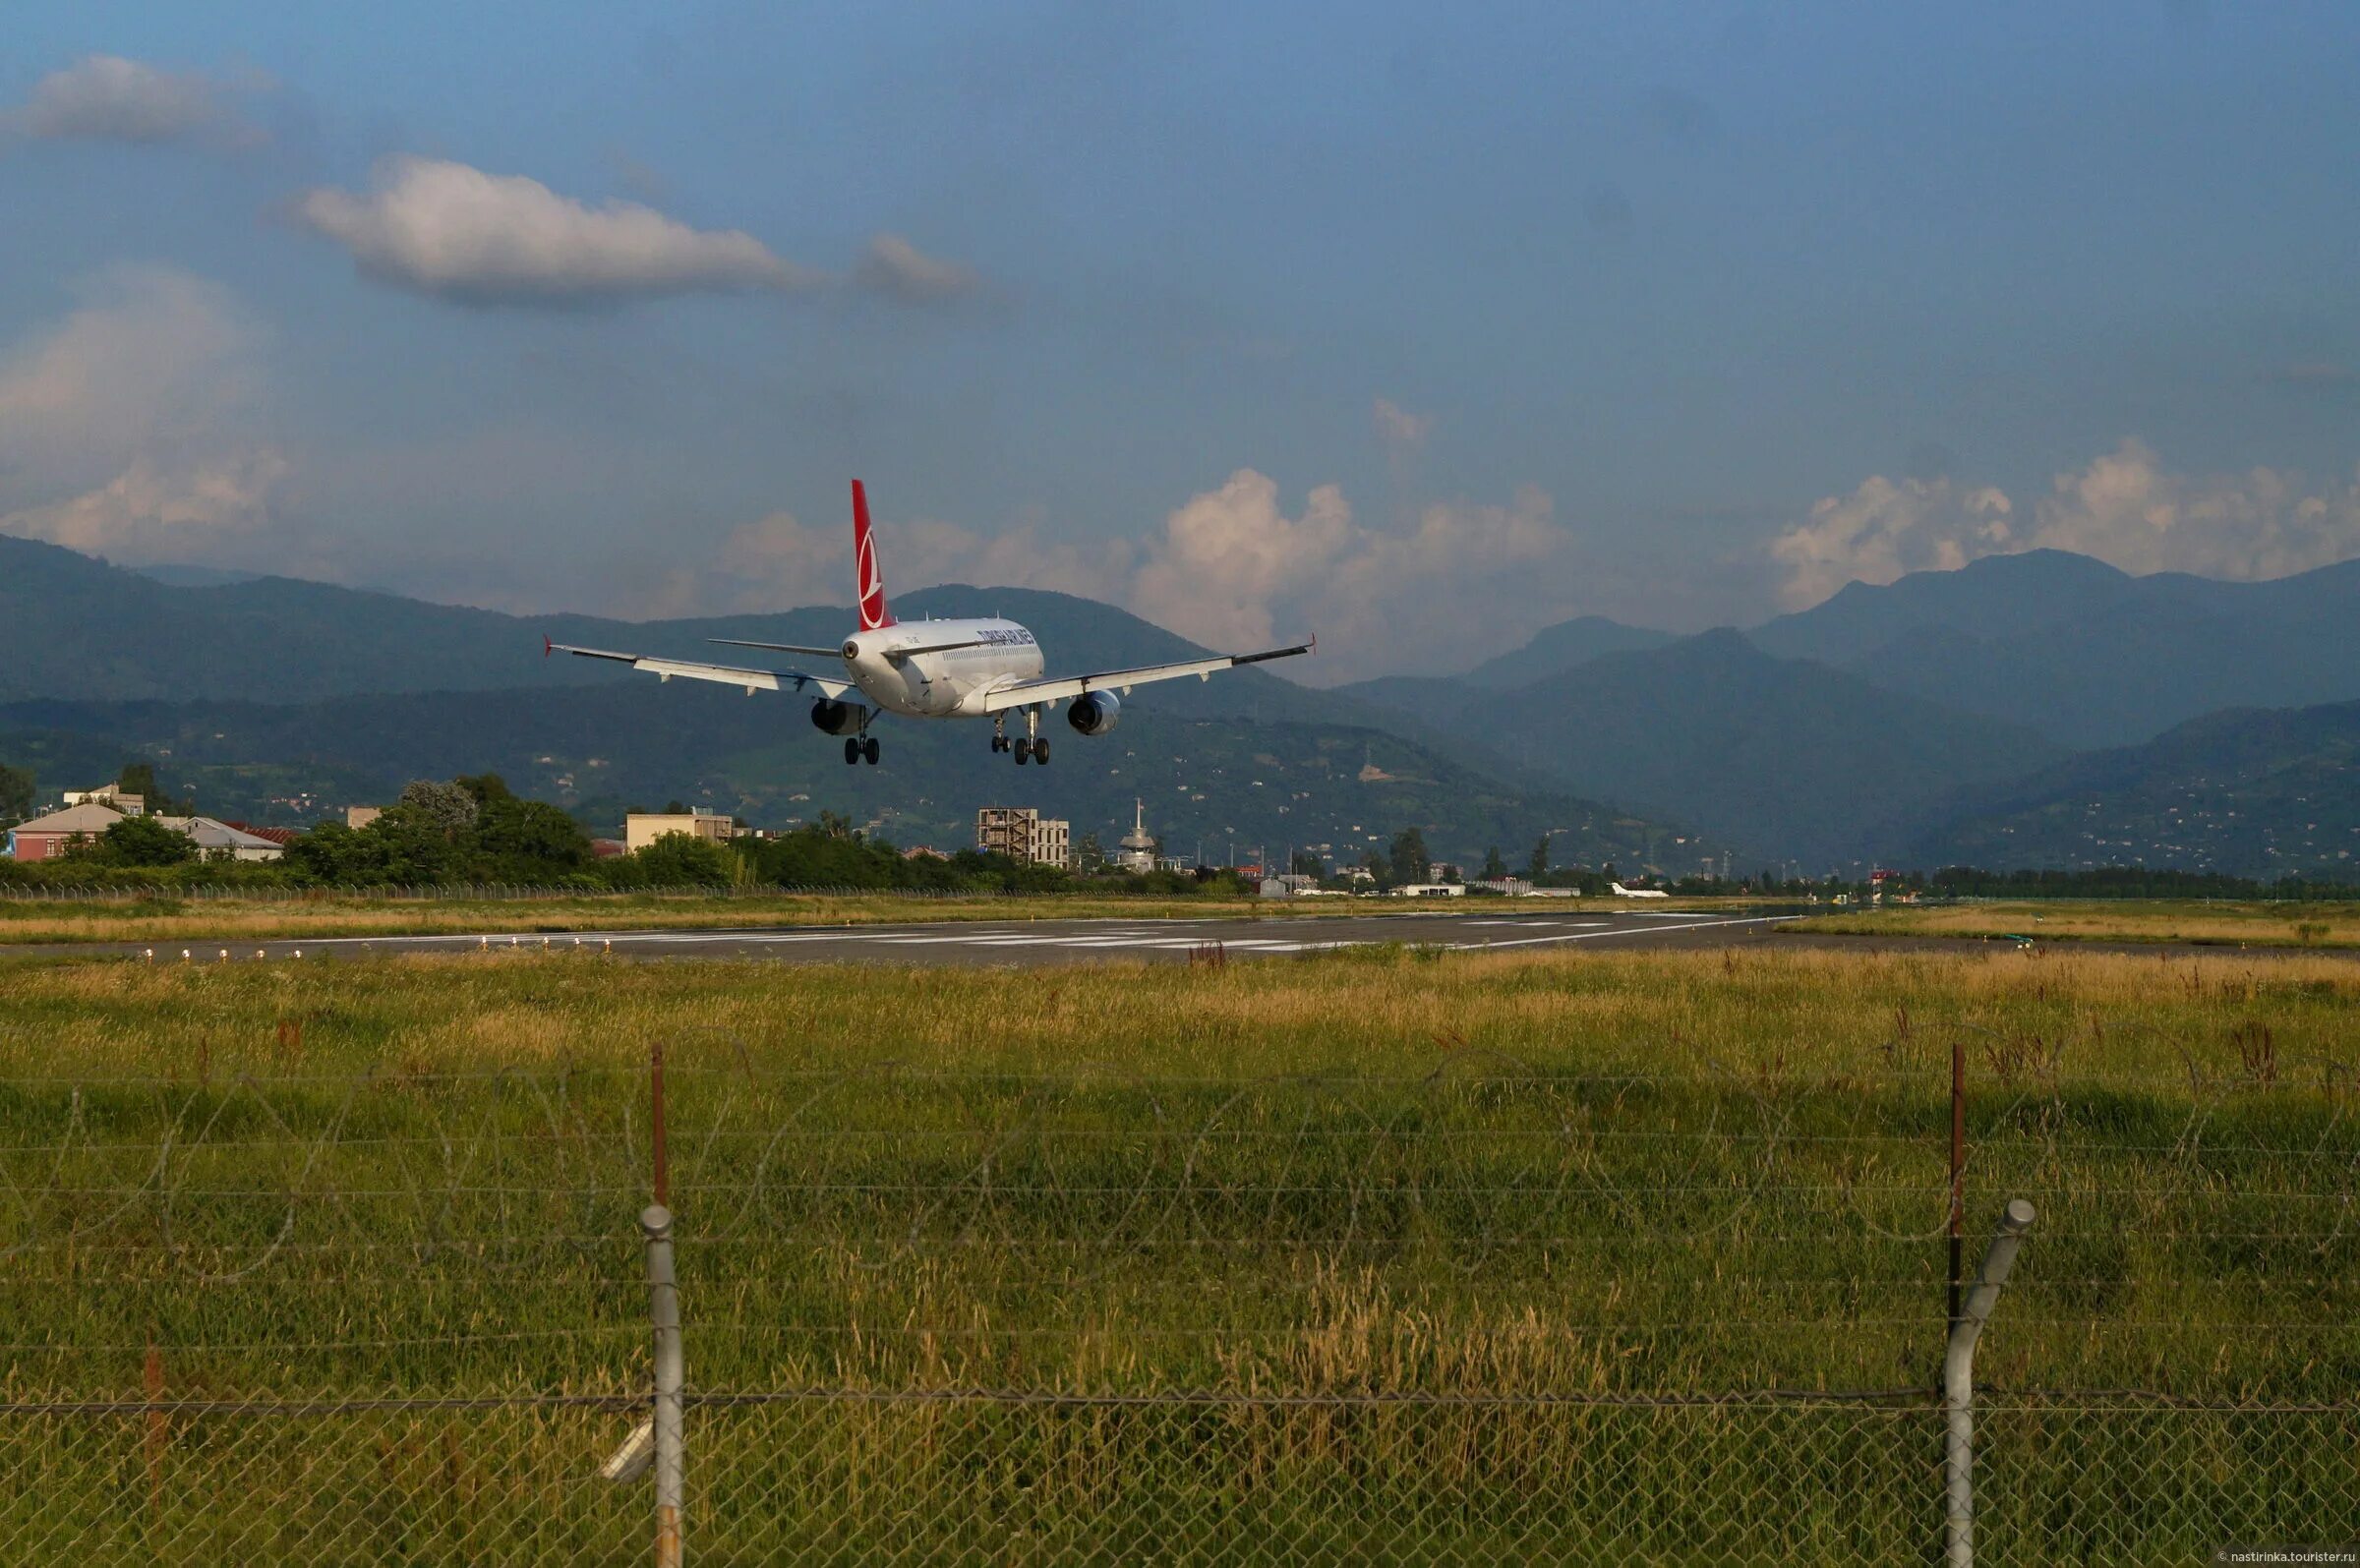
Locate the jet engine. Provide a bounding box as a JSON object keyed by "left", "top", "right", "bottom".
{"left": 810, "top": 698, "right": 869, "bottom": 735}
{"left": 1067, "top": 690, "right": 1121, "bottom": 735}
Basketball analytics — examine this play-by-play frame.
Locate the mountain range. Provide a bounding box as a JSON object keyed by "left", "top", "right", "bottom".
{"left": 4, "top": 532, "right": 2357, "bottom": 879}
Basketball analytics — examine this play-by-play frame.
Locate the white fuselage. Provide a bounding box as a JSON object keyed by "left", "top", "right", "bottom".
{"left": 842, "top": 618, "right": 1045, "bottom": 718}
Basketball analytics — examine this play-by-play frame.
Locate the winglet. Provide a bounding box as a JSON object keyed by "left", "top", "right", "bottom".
{"left": 543, "top": 634, "right": 553, "bottom": 658}
{"left": 852, "top": 479, "right": 896, "bottom": 631}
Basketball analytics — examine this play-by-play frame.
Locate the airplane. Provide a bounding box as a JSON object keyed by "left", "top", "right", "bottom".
{"left": 547, "top": 481, "right": 1314, "bottom": 767}
{"left": 1610, "top": 881, "right": 1671, "bottom": 900}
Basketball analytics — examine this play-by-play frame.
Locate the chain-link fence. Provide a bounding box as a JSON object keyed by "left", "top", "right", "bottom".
{"left": 4, "top": 1028, "right": 2356, "bottom": 1562}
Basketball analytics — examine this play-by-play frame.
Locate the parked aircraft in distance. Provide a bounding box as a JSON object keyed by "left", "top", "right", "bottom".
{"left": 1611, "top": 882, "right": 1672, "bottom": 900}
{"left": 548, "top": 481, "right": 1313, "bottom": 766}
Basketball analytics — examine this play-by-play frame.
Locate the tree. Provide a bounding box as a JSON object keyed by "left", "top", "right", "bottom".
{"left": 1075, "top": 832, "right": 1107, "bottom": 874}
{"left": 473, "top": 797, "right": 592, "bottom": 878}
{"left": 115, "top": 760, "right": 189, "bottom": 815}
{"left": 455, "top": 773, "right": 516, "bottom": 805}
{"left": 1481, "top": 845, "right": 1507, "bottom": 881}
{"left": 0, "top": 763, "right": 31, "bottom": 826}
{"left": 1388, "top": 827, "right": 1431, "bottom": 886}
{"left": 625, "top": 832, "right": 737, "bottom": 888}
{"left": 77, "top": 815, "right": 198, "bottom": 867}
{"left": 1360, "top": 846, "right": 1389, "bottom": 886}
{"left": 1527, "top": 835, "right": 1551, "bottom": 883}
{"left": 397, "top": 780, "right": 479, "bottom": 839}
{"left": 1290, "top": 848, "right": 1324, "bottom": 877}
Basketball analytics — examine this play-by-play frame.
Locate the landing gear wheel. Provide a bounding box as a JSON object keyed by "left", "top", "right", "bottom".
{"left": 844, "top": 738, "right": 860, "bottom": 765}
{"left": 1014, "top": 738, "right": 1032, "bottom": 764}
{"left": 862, "top": 737, "right": 880, "bottom": 765}
{"left": 1032, "top": 738, "right": 1050, "bottom": 766}
{"left": 991, "top": 733, "right": 1008, "bottom": 753}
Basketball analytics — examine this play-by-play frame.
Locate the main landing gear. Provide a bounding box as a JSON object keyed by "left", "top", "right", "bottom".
{"left": 843, "top": 735, "right": 879, "bottom": 766}
{"left": 995, "top": 710, "right": 1048, "bottom": 765}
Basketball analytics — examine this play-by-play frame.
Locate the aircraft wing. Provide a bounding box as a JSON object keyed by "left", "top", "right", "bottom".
{"left": 977, "top": 637, "right": 1312, "bottom": 713}
{"left": 547, "top": 639, "right": 857, "bottom": 700}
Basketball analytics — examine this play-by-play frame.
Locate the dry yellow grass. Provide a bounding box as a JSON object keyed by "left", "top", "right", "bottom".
{"left": 0, "top": 889, "right": 1492, "bottom": 945}
{"left": 1801, "top": 898, "right": 2360, "bottom": 949}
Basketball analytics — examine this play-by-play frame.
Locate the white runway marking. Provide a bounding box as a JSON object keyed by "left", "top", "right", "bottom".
{"left": 217, "top": 910, "right": 1801, "bottom": 963}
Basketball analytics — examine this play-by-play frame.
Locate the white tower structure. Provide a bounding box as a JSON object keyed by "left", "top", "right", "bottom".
{"left": 1117, "top": 798, "right": 1157, "bottom": 874}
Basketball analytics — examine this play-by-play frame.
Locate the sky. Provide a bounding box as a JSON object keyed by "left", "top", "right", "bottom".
{"left": 4, "top": 1, "right": 2359, "bottom": 681}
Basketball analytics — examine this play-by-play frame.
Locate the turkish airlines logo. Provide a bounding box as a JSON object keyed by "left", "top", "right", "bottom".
{"left": 856, "top": 530, "right": 887, "bottom": 628}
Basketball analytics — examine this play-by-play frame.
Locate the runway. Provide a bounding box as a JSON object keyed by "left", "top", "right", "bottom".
{"left": 33, "top": 908, "right": 1808, "bottom": 968}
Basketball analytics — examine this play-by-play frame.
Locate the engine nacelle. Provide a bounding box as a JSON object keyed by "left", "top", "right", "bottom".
{"left": 1067, "top": 690, "right": 1121, "bottom": 736}
{"left": 810, "top": 698, "right": 869, "bottom": 735}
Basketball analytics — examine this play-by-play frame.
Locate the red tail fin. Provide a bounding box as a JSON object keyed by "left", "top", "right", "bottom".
{"left": 852, "top": 479, "right": 894, "bottom": 630}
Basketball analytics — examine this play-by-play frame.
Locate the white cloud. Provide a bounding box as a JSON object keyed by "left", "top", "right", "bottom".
{"left": 1373, "top": 397, "right": 1434, "bottom": 457}
{"left": 0, "top": 265, "right": 294, "bottom": 566}
{"left": 633, "top": 469, "right": 1574, "bottom": 676}
{"left": 0, "top": 264, "right": 259, "bottom": 481}
{"left": 854, "top": 234, "right": 981, "bottom": 304}
{"left": 1129, "top": 472, "right": 1566, "bottom": 673}
{"left": 1128, "top": 471, "right": 1358, "bottom": 650}
{"left": 1771, "top": 440, "right": 2360, "bottom": 608}
{"left": 4, "top": 55, "right": 261, "bottom": 147}
{"left": 2026, "top": 439, "right": 2360, "bottom": 581}
{"left": 2, "top": 450, "right": 290, "bottom": 560}
{"left": 295, "top": 155, "right": 816, "bottom": 305}
{"left": 1769, "top": 475, "right": 2013, "bottom": 610}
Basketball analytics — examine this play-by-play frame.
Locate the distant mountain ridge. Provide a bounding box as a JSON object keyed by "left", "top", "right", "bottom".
{"left": 1348, "top": 628, "right": 2065, "bottom": 867}
{"left": 1905, "top": 698, "right": 2360, "bottom": 880}
{"left": 8, "top": 534, "right": 2357, "bottom": 877}
{"left": 1754, "top": 550, "right": 2360, "bottom": 745}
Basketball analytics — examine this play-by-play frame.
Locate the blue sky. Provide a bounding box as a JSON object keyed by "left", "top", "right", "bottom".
{"left": 4, "top": 2, "right": 2358, "bottom": 677}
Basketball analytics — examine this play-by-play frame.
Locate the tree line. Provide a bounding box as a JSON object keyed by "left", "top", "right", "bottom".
{"left": 0, "top": 773, "right": 1252, "bottom": 896}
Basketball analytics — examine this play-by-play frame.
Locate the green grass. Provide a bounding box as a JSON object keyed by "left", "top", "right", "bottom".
{"left": 1, "top": 945, "right": 2354, "bottom": 1561}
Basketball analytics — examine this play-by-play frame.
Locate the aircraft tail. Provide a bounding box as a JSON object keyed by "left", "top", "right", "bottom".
{"left": 852, "top": 479, "right": 895, "bottom": 630}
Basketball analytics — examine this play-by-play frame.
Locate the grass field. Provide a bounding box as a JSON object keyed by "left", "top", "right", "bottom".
{"left": 2, "top": 944, "right": 2354, "bottom": 1560}
{"left": 0, "top": 889, "right": 1421, "bottom": 946}
{"left": 1801, "top": 897, "right": 2360, "bottom": 950}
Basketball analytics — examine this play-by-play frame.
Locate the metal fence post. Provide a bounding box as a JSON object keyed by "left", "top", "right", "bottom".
{"left": 1944, "top": 1198, "right": 2035, "bottom": 1568}
{"left": 643, "top": 1203, "right": 684, "bottom": 1568}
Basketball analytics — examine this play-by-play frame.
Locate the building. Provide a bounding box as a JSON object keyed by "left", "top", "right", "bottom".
{"left": 222, "top": 823, "right": 301, "bottom": 850}
{"left": 6, "top": 801, "right": 131, "bottom": 861}
{"left": 154, "top": 817, "right": 285, "bottom": 862}
{"left": 62, "top": 784, "right": 144, "bottom": 815}
{"left": 4, "top": 805, "right": 282, "bottom": 862}
{"left": 625, "top": 809, "right": 737, "bottom": 853}
{"left": 1116, "top": 799, "right": 1157, "bottom": 874}
{"left": 345, "top": 806, "right": 383, "bottom": 830}
{"left": 976, "top": 806, "right": 1072, "bottom": 869}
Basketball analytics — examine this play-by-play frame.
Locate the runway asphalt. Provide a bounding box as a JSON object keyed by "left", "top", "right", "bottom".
{"left": 22, "top": 908, "right": 1811, "bottom": 968}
